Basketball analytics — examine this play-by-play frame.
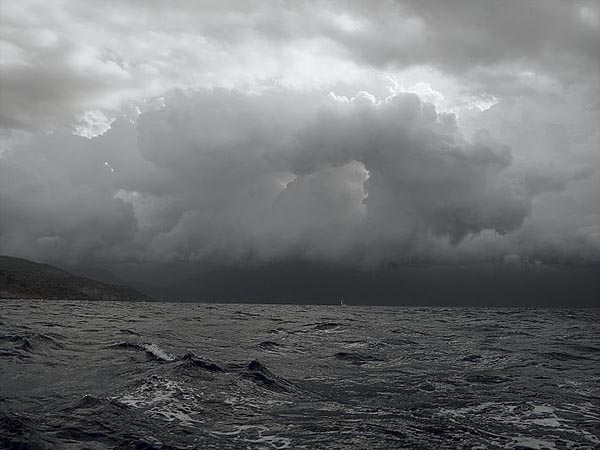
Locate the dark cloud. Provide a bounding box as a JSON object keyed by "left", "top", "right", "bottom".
{"left": 286, "top": 93, "right": 530, "bottom": 247}
{"left": 1, "top": 89, "right": 594, "bottom": 271}
{"left": 321, "top": 1, "right": 600, "bottom": 93}
{"left": 1, "top": 1, "right": 599, "bottom": 303}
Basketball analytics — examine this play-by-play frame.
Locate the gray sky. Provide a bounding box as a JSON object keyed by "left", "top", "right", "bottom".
{"left": 1, "top": 1, "right": 599, "bottom": 299}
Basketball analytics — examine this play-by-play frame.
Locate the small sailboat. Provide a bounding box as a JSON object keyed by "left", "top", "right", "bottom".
{"left": 340, "top": 296, "right": 345, "bottom": 306}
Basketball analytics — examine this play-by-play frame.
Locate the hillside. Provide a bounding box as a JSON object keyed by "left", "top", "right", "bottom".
{"left": 0, "top": 255, "right": 152, "bottom": 301}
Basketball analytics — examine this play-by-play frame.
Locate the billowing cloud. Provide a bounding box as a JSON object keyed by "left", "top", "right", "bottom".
{"left": 1, "top": 89, "right": 595, "bottom": 270}
{"left": 0, "top": 0, "right": 598, "bottom": 295}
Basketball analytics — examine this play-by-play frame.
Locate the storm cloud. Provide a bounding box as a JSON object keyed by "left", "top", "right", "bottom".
{"left": 1, "top": 1, "right": 599, "bottom": 301}
{"left": 1, "top": 89, "right": 595, "bottom": 267}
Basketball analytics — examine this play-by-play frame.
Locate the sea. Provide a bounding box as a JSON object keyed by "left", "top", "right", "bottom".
{"left": 1, "top": 299, "right": 599, "bottom": 449}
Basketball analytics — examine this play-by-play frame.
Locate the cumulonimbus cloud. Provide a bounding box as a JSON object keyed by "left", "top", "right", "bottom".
{"left": 1, "top": 89, "right": 594, "bottom": 268}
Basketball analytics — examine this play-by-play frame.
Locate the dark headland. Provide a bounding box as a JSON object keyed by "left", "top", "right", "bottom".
{"left": 0, "top": 255, "right": 151, "bottom": 301}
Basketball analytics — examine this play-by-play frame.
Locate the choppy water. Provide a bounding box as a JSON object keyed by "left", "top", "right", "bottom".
{"left": 1, "top": 299, "right": 599, "bottom": 449}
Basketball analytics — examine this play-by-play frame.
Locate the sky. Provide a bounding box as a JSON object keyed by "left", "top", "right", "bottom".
{"left": 1, "top": 0, "right": 599, "bottom": 303}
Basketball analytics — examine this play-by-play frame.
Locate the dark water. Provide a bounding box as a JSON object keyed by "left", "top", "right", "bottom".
{"left": 1, "top": 300, "right": 599, "bottom": 449}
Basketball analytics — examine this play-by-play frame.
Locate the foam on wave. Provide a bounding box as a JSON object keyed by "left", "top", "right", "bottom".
{"left": 109, "top": 341, "right": 175, "bottom": 362}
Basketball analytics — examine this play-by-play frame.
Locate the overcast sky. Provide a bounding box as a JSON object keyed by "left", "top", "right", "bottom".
{"left": 1, "top": 1, "right": 599, "bottom": 300}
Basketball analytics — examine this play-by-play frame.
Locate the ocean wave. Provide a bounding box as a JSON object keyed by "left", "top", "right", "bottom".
{"left": 0, "top": 412, "right": 45, "bottom": 450}
{"left": 333, "top": 351, "right": 383, "bottom": 365}
{"left": 0, "top": 332, "right": 64, "bottom": 357}
{"left": 109, "top": 341, "right": 175, "bottom": 362}
{"left": 312, "top": 322, "right": 344, "bottom": 331}
{"left": 465, "top": 372, "right": 509, "bottom": 384}
{"left": 3, "top": 299, "right": 599, "bottom": 449}
{"left": 143, "top": 343, "right": 176, "bottom": 362}
{"left": 543, "top": 351, "right": 592, "bottom": 362}
{"left": 258, "top": 340, "right": 281, "bottom": 351}
{"left": 239, "top": 360, "right": 295, "bottom": 393}
{"left": 113, "top": 375, "right": 203, "bottom": 427}
{"left": 441, "top": 401, "right": 600, "bottom": 448}
{"left": 177, "top": 352, "right": 223, "bottom": 372}
{"left": 118, "top": 329, "right": 140, "bottom": 336}
{"left": 210, "top": 425, "right": 291, "bottom": 449}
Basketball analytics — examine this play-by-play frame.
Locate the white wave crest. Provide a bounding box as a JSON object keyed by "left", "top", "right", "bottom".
{"left": 143, "top": 343, "right": 175, "bottom": 362}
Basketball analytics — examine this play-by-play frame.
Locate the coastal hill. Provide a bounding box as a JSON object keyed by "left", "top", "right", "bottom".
{"left": 0, "top": 255, "right": 152, "bottom": 301}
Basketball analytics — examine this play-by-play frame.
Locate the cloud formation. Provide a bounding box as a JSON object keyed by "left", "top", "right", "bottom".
{"left": 0, "top": 0, "right": 599, "bottom": 282}
{"left": 1, "top": 89, "right": 596, "bottom": 269}
{"left": 1, "top": 1, "right": 598, "bottom": 133}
